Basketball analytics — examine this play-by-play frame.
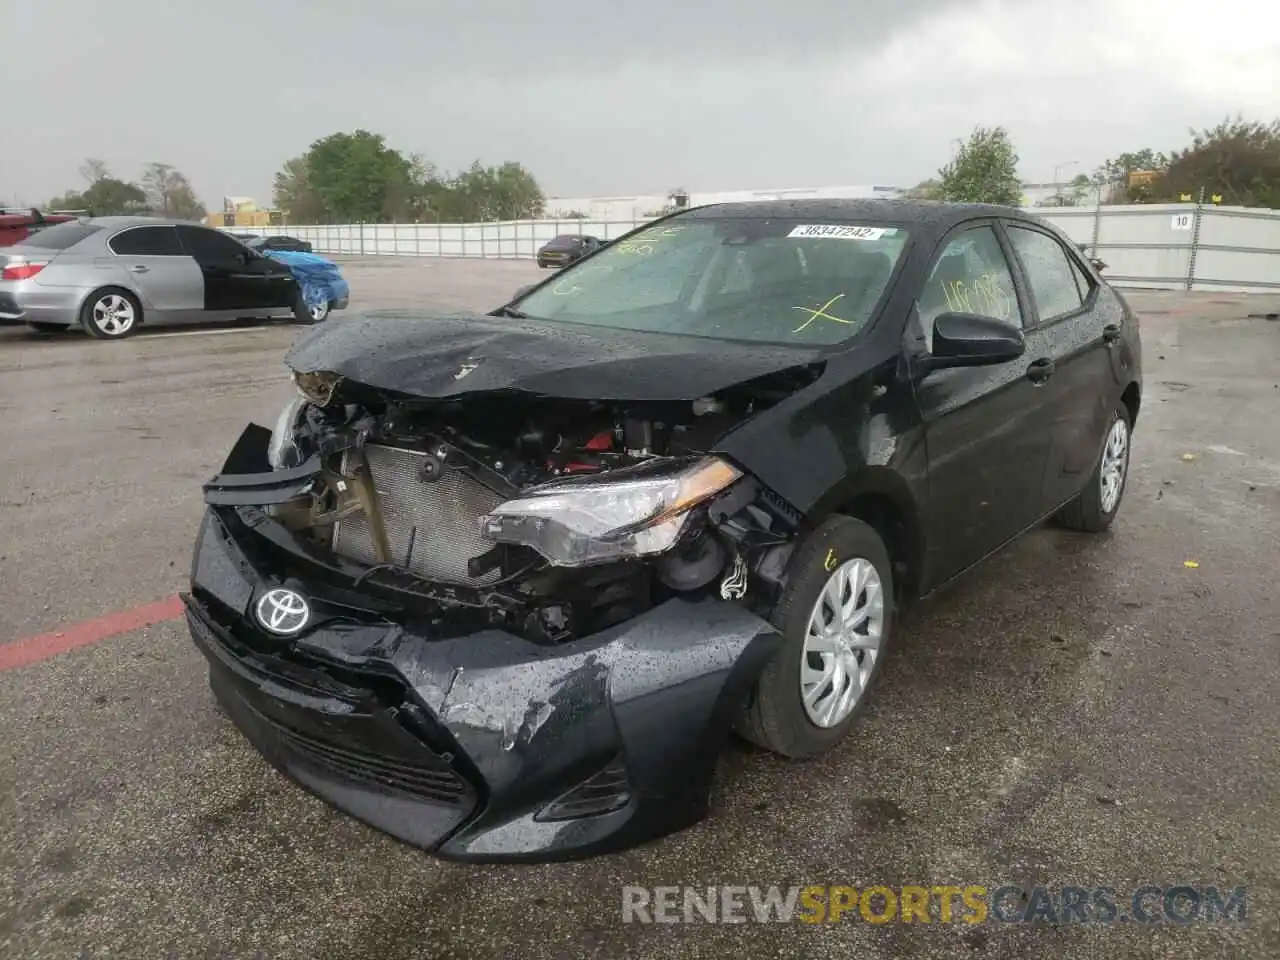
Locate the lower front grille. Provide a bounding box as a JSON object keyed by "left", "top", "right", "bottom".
{"left": 332, "top": 443, "right": 504, "bottom": 586}
{"left": 273, "top": 722, "right": 472, "bottom": 806}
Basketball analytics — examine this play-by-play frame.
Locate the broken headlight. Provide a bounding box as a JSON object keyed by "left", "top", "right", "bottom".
{"left": 266, "top": 396, "right": 307, "bottom": 469}
{"left": 292, "top": 370, "right": 342, "bottom": 406}
{"left": 479, "top": 457, "right": 742, "bottom": 566}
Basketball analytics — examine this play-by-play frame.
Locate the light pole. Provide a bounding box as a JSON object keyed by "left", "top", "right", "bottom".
{"left": 1053, "top": 160, "right": 1080, "bottom": 194}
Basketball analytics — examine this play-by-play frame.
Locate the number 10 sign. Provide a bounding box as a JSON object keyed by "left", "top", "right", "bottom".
{"left": 1171, "top": 213, "right": 1193, "bottom": 231}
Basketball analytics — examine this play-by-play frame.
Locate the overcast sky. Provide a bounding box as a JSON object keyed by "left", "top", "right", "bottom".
{"left": 4, "top": 0, "right": 1277, "bottom": 207}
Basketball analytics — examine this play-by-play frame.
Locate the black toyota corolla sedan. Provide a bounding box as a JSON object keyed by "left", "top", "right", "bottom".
{"left": 185, "top": 200, "right": 1142, "bottom": 862}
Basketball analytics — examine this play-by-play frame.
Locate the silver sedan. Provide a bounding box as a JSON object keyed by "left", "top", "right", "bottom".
{"left": 0, "top": 216, "right": 319, "bottom": 339}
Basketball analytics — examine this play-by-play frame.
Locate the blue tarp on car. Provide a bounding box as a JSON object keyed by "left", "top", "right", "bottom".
{"left": 263, "top": 250, "right": 350, "bottom": 309}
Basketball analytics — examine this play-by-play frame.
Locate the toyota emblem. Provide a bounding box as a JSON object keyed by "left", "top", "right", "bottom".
{"left": 254, "top": 588, "right": 311, "bottom": 636}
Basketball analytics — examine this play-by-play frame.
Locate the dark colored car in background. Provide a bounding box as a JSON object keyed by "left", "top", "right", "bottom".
{"left": 187, "top": 200, "right": 1141, "bottom": 862}
{"left": 249, "top": 235, "right": 314, "bottom": 254}
{"left": 536, "top": 233, "right": 601, "bottom": 268}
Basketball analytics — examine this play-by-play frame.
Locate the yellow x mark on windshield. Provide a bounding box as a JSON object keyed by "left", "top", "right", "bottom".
{"left": 791, "top": 293, "right": 852, "bottom": 333}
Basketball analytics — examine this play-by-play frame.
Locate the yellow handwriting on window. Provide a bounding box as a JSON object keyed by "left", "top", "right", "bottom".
{"left": 941, "top": 273, "right": 1012, "bottom": 321}
{"left": 550, "top": 263, "right": 609, "bottom": 296}
{"left": 615, "top": 225, "right": 684, "bottom": 255}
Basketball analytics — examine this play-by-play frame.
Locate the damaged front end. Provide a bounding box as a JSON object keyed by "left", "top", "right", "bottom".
{"left": 187, "top": 361, "right": 815, "bottom": 860}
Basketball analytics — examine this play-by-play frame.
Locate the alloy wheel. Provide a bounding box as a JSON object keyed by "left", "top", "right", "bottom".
{"left": 800, "top": 557, "right": 885, "bottom": 728}
{"left": 92, "top": 294, "right": 136, "bottom": 337}
{"left": 1099, "top": 417, "right": 1129, "bottom": 514}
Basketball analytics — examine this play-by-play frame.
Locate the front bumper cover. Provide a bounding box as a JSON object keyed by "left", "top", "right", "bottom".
{"left": 187, "top": 424, "right": 783, "bottom": 862}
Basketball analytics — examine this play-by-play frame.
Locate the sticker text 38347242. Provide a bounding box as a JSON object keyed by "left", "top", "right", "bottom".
{"left": 787, "top": 225, "right": 894, "bottom": 241}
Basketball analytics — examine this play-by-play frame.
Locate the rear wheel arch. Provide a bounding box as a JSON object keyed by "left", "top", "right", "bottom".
{"left": 79, "top": 282, "right": 147, "bottom": 319}
{"left": 79, "top": 286, "right": 144, "bottom": 339}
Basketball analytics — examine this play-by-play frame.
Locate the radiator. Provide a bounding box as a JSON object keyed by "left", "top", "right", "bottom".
{"left": 332, "top": 444, "right": 505, "bottom": 586}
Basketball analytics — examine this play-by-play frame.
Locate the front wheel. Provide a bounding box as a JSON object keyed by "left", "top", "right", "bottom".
{"left": 738, "top": 515, "right": 894, "bottom": 759}
{"left": 292, "top": 294, "right": 330, "bottom": 324}
{"left": 1054, "top": 404, "right": 1132, "bottom": 532}
{"left": 81, "top": 289, "right": 141, "bottom": 339}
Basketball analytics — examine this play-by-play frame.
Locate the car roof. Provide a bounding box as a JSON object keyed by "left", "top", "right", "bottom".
{"left": 681, "top": 198, "right": 1039, "bottom": 237}
{"left": 85, "top": 216, "right": 211, "bottom": 229}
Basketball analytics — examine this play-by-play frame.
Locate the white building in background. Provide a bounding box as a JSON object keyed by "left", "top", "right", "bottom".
{"left": 544, "top": 184, "right": 904, "bottom": 220}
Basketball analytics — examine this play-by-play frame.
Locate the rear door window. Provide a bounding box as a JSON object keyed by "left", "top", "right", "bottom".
{"left": 176, "top": 225, "right": 251, "bottom": 262}
{"left": 109, "top": 226, "right": 183, "bottom": 256}
{"left": 1006, "top": 226, "right": 1085, "bottom": 323}
{"left": 1068, "top": 256, "right": 1094, "bottom": 301}
{"left": 20, "top": 222, "right": 102, "bottom": 251}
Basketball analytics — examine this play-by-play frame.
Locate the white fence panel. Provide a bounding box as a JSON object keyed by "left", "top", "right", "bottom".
{"left": 225, "top": 205, "right": 1279, "bottom": 291}
{"left": 1194, "top": 208, "right": 1280, "bottom": 291}
{"left": 1029, "top": 208, "right": 1097, "bottom": 246}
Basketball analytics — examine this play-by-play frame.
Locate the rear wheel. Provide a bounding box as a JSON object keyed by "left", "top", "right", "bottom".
{"left": 738, "top": 515, "right": 894, "bottom": 758}
{"left": 1053, "top": 404, "right": 1131, "bottom": 532}
{"left": 80, "top": 289, "right": 141, "bottom": 339}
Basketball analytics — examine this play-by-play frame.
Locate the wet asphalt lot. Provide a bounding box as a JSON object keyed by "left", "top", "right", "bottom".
{"left": 2, "top": 258, "right": 1279, "bottom": 959}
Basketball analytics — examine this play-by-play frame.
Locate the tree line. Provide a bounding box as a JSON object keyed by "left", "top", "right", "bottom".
{"left": 272, "top": 130, "right": 546, "bottom": 224}
{"left": 46, "top": 160, "right": 206, "bottom": 220}
{"left": 37, "top": 115, "right": 1278, "bottom": 224}
{"left": 908, "top": 115, "right": 1280, "bottom": 208}
{"left": 38, "top": 131, "right": 548, "bottom": 226}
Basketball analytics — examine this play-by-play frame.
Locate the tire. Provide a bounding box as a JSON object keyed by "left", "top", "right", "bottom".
{"left": 26, "top": 322, "right": 67, "bottom": 334}
{"left": 738, "top": 515, "right": 895, "bottom": 759}
{"left": 1053, "top": 404, "right": 1131, "bottom": 532}
{"left": 292, "top": 294, "right": 330, "bottom": 324}
{"left": 80, "top": 288, "right": 141, "bottom": 339}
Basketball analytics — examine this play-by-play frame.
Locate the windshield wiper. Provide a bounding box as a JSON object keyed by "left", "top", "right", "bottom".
{"left": 494, "top": 305, "right": 529, "bottom": 319}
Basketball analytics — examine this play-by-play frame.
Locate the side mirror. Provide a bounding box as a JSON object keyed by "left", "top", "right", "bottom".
{"left": 921, "top": 312, "right": 1025, "bottom": 373}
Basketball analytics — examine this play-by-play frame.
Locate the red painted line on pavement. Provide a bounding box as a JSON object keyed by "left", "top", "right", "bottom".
{"left": 0, "top": 594, "right": 185, "bottom": 672}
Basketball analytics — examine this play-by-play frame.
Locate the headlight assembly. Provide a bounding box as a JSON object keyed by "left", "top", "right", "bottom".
{"left": 292, "top": 369, "right": 342, "bottom": 406}
{"left": 479, "top": 457, "right": 742, "bottom": 566}
{"left": 267, "top": 396, "right": 308, "bottom": 469}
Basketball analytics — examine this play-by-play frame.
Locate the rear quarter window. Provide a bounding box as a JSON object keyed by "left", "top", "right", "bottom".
{"left": 19, "top": 222, "right": 102, "bottom": 250}
{"left": 109, "top": 226, "right": 184, "bottom": 257}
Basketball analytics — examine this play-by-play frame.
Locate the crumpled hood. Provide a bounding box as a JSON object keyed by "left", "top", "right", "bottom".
{"left": 285, "top": 311, "right": 825, "bottom": 401}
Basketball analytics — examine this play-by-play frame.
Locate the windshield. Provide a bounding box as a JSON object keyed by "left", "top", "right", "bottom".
{"left": 515, "top": 217, "right": 910, "bottom": 346}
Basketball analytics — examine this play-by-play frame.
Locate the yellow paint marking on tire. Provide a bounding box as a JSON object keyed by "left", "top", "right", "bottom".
{"left": 824, "top": 548, "right": 838, "bottom": 571}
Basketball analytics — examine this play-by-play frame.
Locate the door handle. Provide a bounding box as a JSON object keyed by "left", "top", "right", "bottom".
{"left": 1102, "top": 323, "right": 1121, "bottom": 343}
{"left": 1026, "top": 358, "right": 1056, "bottom": 384}
{"left": 128, "top": 265, "right": 149, "bottom": 274}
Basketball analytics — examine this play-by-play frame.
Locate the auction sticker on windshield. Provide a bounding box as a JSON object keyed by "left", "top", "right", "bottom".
{"left": 787, "top": 225, "right": 894, "bottom": 240}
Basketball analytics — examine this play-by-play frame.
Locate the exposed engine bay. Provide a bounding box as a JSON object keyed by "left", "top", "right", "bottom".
{"left": 255, "top": 369, "right": 812, "bottom": 645}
